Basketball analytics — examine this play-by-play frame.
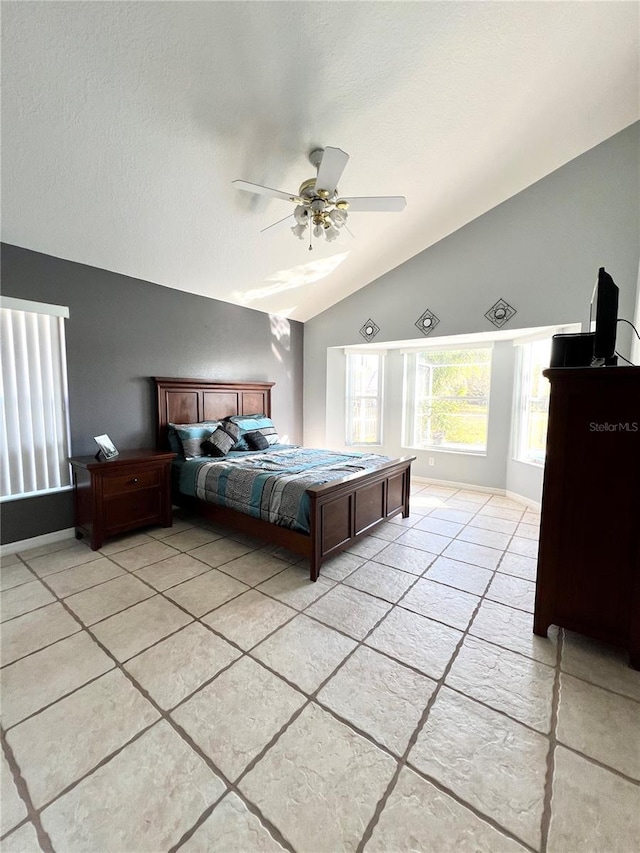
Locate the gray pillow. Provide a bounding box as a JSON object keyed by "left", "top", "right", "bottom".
{"left": 204, "top": 422, "right": 240, "bottom": 457}
{"left": 244, "top": 430, "right": 270, "bottom": 451}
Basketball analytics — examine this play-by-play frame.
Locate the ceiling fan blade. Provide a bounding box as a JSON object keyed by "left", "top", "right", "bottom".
{"left": 260, "top": 213, "right": 294, "bottom": 233}
{"left": 233, "top": 180, "right": 301, "bottom": 204}
{"left": 315, "top": 147, "right": 350, "bottom": 195}
{"left": 340, "top": 196, "right": 406, "bottom": 212}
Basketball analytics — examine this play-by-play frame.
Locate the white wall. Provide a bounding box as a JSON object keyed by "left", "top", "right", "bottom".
{"left": 304, "top": 123, "right": 640, "bottom": 500}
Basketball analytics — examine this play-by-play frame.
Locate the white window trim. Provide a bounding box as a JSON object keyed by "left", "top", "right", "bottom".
{"left": 0, "top": 296, "right": 71, "bottom": 503}
{"left": 402, "top": 346, "right": 493, "bottom": 456}
{"left": 345, "top": 351, "right": 385, "bottom": 446}
{"left": 511, "top": 324, "right": 579, "bottom": 347}
{"left": 0, "top": 296, "right": 70, "bottom": 319}
{"left": 512, "top": 338, "right": 551, "bottom": 467}
{"left": 401, "top": 341, "right": 494, "bottom": 355}
{"left": 0, "top": 484, "right": 73, "bottom": 504}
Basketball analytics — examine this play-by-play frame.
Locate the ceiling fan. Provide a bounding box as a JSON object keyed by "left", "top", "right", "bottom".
{"left": 233, "top": 147, "right": 406, "bottom": 249}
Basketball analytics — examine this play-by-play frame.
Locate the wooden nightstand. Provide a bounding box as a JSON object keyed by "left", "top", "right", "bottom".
{"left": 69, "top": 449, "right": 176, "bottom": 550}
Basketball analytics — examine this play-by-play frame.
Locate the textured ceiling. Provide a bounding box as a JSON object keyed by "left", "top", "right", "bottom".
{"left": 2, "top": 2, "right": 638, "bottom": 321}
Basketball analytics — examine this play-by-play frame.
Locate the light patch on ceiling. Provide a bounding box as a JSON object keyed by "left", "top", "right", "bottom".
{"left": 232, "top": 252, "right": 350, "bottom": 306}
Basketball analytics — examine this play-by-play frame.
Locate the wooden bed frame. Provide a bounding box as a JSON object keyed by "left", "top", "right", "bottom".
{"left": 154, "top": 377, "right": 415, "bottom": 581}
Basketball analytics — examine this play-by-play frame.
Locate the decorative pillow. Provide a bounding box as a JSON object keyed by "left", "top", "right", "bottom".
{"left": 203, "top": 422, "right": 240, "bottom": 457}
{"left": 244, "top": 430, "right": 269, "bottom": 451}
{"left": 224, "top": 414, "right": 280, "bottom": 450}
{"left": 169, "top": 421, "right": 221, "bottom": 458}
{"left": 167, "top": 428, "right": 182, "bottom": 455}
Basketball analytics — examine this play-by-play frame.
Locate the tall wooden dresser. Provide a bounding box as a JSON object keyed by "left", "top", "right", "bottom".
{"left": 533, "top": 366, "right": 640, "bottom": 668}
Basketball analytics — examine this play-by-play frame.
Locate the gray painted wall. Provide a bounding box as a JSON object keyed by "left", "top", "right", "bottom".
{"left": 304, "top": 123, "right": 640, "bottom": 500}
{"left": 1, "top": 244, "right": 303, "bottom": 544}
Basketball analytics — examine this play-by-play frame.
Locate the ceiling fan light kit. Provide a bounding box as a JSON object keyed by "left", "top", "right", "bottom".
{"left": 233, "top": 147, "right": 406, "bottom": 250}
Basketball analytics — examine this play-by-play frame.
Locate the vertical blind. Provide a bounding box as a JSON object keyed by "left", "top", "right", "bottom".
{"left": 0, "top": 298, "right": 72, "bottom": 499}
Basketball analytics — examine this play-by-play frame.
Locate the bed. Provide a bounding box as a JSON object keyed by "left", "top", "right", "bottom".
{"left": 154, "top": 377, "right": 415, "bottom": 581}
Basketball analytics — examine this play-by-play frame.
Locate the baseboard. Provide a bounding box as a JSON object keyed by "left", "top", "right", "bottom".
{"left": 0, "top": 527, "right": 76, "bottom": 557}
{"left": 412, "top": 475, "right": 505, "bottom": 495}
{"left": 412, "top": 475, "right": 541, "bottom": 511}
{"left": 505, "top": 491, "right": 541, "bottom": 512}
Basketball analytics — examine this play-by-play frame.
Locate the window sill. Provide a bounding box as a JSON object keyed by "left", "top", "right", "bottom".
{"left": 512, "top": 457, "right": 545, "bottom": 468}
{"left": 0, "top": 485, "right": 73, "bottom": 504}
{"left": 402, "top": 445, "right": 487, "bottom": 458}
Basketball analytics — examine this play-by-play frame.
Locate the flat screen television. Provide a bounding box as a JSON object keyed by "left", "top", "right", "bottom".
{"left": 590, "top": 267, "right": 619, "bottom": 365}
{"left": 550, "top": 267, "right": 619, "bottom": 368}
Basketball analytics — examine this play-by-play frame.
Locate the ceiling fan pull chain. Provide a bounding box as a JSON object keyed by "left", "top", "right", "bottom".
{"left": 308, "top": 219, "right": 313, "bottom": 251}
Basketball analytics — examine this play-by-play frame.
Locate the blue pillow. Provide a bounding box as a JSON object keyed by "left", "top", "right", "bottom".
{"left": 203, "top": 422, "right": 241, "bottom": 457}
{"left": 224, "top": 414, "right": 279, "bottom": 450}
{"left": 169, "top": 421, "right": 220, "bottom": 458}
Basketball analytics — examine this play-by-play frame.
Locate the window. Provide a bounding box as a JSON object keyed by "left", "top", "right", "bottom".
{"left": 345, "top": 352, "right": 384, "bottom": 445}
{"left": 514, "top": 337, "right": 551, "bottom": 465}
{"left": 404, "top": 347, "right": 492, "bottom": 452}
{"left": 1, "top": 298, "right": 72, "bottom": 500}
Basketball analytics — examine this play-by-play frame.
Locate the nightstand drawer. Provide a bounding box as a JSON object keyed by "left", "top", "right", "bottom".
{"left": 102, "top": 467, "right": 161, "bottom": 497}
{"left": 104, "top": 489, "right": 161, "bottom": 531}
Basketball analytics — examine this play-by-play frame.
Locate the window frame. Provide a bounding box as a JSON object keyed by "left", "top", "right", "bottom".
{"left": 345, "top": 350, "right": 385, "bottom": 446}
{"left": 0, "top": 297, "right": 73, "bottom": 502}
{"left": 402, "top": 343, "right": 493, "bottom": 455}
{"left": 512, "top": 336, "right": 552, "bottom": 467}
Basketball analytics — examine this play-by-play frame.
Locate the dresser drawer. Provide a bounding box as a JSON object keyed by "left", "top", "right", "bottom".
{"left": 102, "top": 467, "right": 161, "bottom": 497}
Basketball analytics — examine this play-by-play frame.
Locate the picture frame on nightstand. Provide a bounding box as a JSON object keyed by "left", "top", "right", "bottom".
{"left": 93, "top": 433, "right": 119, "bottom": 460}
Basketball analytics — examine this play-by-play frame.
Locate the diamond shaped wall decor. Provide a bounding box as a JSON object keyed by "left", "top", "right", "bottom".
{"left": 415, "top": 309, "right": 440, "bottom": 336}
{"left": 359, "top": 319, "right": 380, "bottom": 342}
{"left": 485, "top": 298, "right": 517, "bottom": 328}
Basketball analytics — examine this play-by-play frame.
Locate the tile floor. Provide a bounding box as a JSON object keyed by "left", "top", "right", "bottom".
{"left": 1, "top": 484, "right": 639, "bottom": 853}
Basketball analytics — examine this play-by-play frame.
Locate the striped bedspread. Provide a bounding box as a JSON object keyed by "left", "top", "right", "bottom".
{"left": 179, "top": 448, "right": 390, "bottom": 534}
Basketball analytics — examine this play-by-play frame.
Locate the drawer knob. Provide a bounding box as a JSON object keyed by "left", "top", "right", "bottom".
{"left": 130, "top": 478, "right": 139, "bottom": 484}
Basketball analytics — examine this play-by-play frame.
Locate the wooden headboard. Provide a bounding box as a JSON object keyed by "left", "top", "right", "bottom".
{"left": 153, "top": 377, "right": 274, "bottom": 451}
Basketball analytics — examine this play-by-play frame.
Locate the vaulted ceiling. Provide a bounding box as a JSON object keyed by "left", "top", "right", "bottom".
{"left": 2, "top": 2, "right": 638, "bottom": 321}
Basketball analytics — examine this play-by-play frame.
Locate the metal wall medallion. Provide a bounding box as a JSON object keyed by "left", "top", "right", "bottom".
{"left": 485, "top": 298, "right": 517, "bottom": 328}
{"left": 359, "top": 319, "right": 380, "bottom": 342}
{"left": 415, "top": 309, "right": 440, "bottom": 336}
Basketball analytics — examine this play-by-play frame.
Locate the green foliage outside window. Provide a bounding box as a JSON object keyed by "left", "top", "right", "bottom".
{"left": 413, "top": 349, "right": 491, "bottom": 450}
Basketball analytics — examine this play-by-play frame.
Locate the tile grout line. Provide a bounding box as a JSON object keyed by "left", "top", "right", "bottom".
{"left": 165, "top": 526, "right": 445, "bottom": 851}
{"left": 0, "top": 731, "right": 55, "bottom": 851}
{"left": 2, "top": 538, "right": 293, "bottom": 670}
{"left": 3, "top": 520, "right": 360, "bottom": 849}
{"left": 354, "top": 503, "right": 556, "bottom": 852}
{"left": 3, "top": 493, "right": 637, "bottom": 851}
{"left": 9, "top": 518, "right": 638, "bottom": 838}
{"left": 8, "top": 561, "right": 300, "bottom": 853}
{"left": 7, "top": 507, "right": 636, "bottom": 715}
{"left": 539, "top": 628, "right": 563, "bottom": 852}
{"left": 356, "top": 519, "right": 537, "bottom": 852}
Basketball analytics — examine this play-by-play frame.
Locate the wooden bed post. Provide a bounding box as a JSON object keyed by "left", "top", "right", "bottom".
{"left": 308, "top": 490, "right": 321, "bottom": 582}
{"left": 403, "top": 468, "right": 411, "bottom": 518}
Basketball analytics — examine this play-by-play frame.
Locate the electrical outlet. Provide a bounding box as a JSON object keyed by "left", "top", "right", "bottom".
{"left": 428, "top": 457, "right": 435, "bottom": 466}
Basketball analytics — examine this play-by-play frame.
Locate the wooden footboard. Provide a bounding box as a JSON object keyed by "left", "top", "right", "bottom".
{"left": 190, "top": 455, "right": 414, "bottom": 581}
{"left": 307, "top": 456, "right": 414, "bottom": 580}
